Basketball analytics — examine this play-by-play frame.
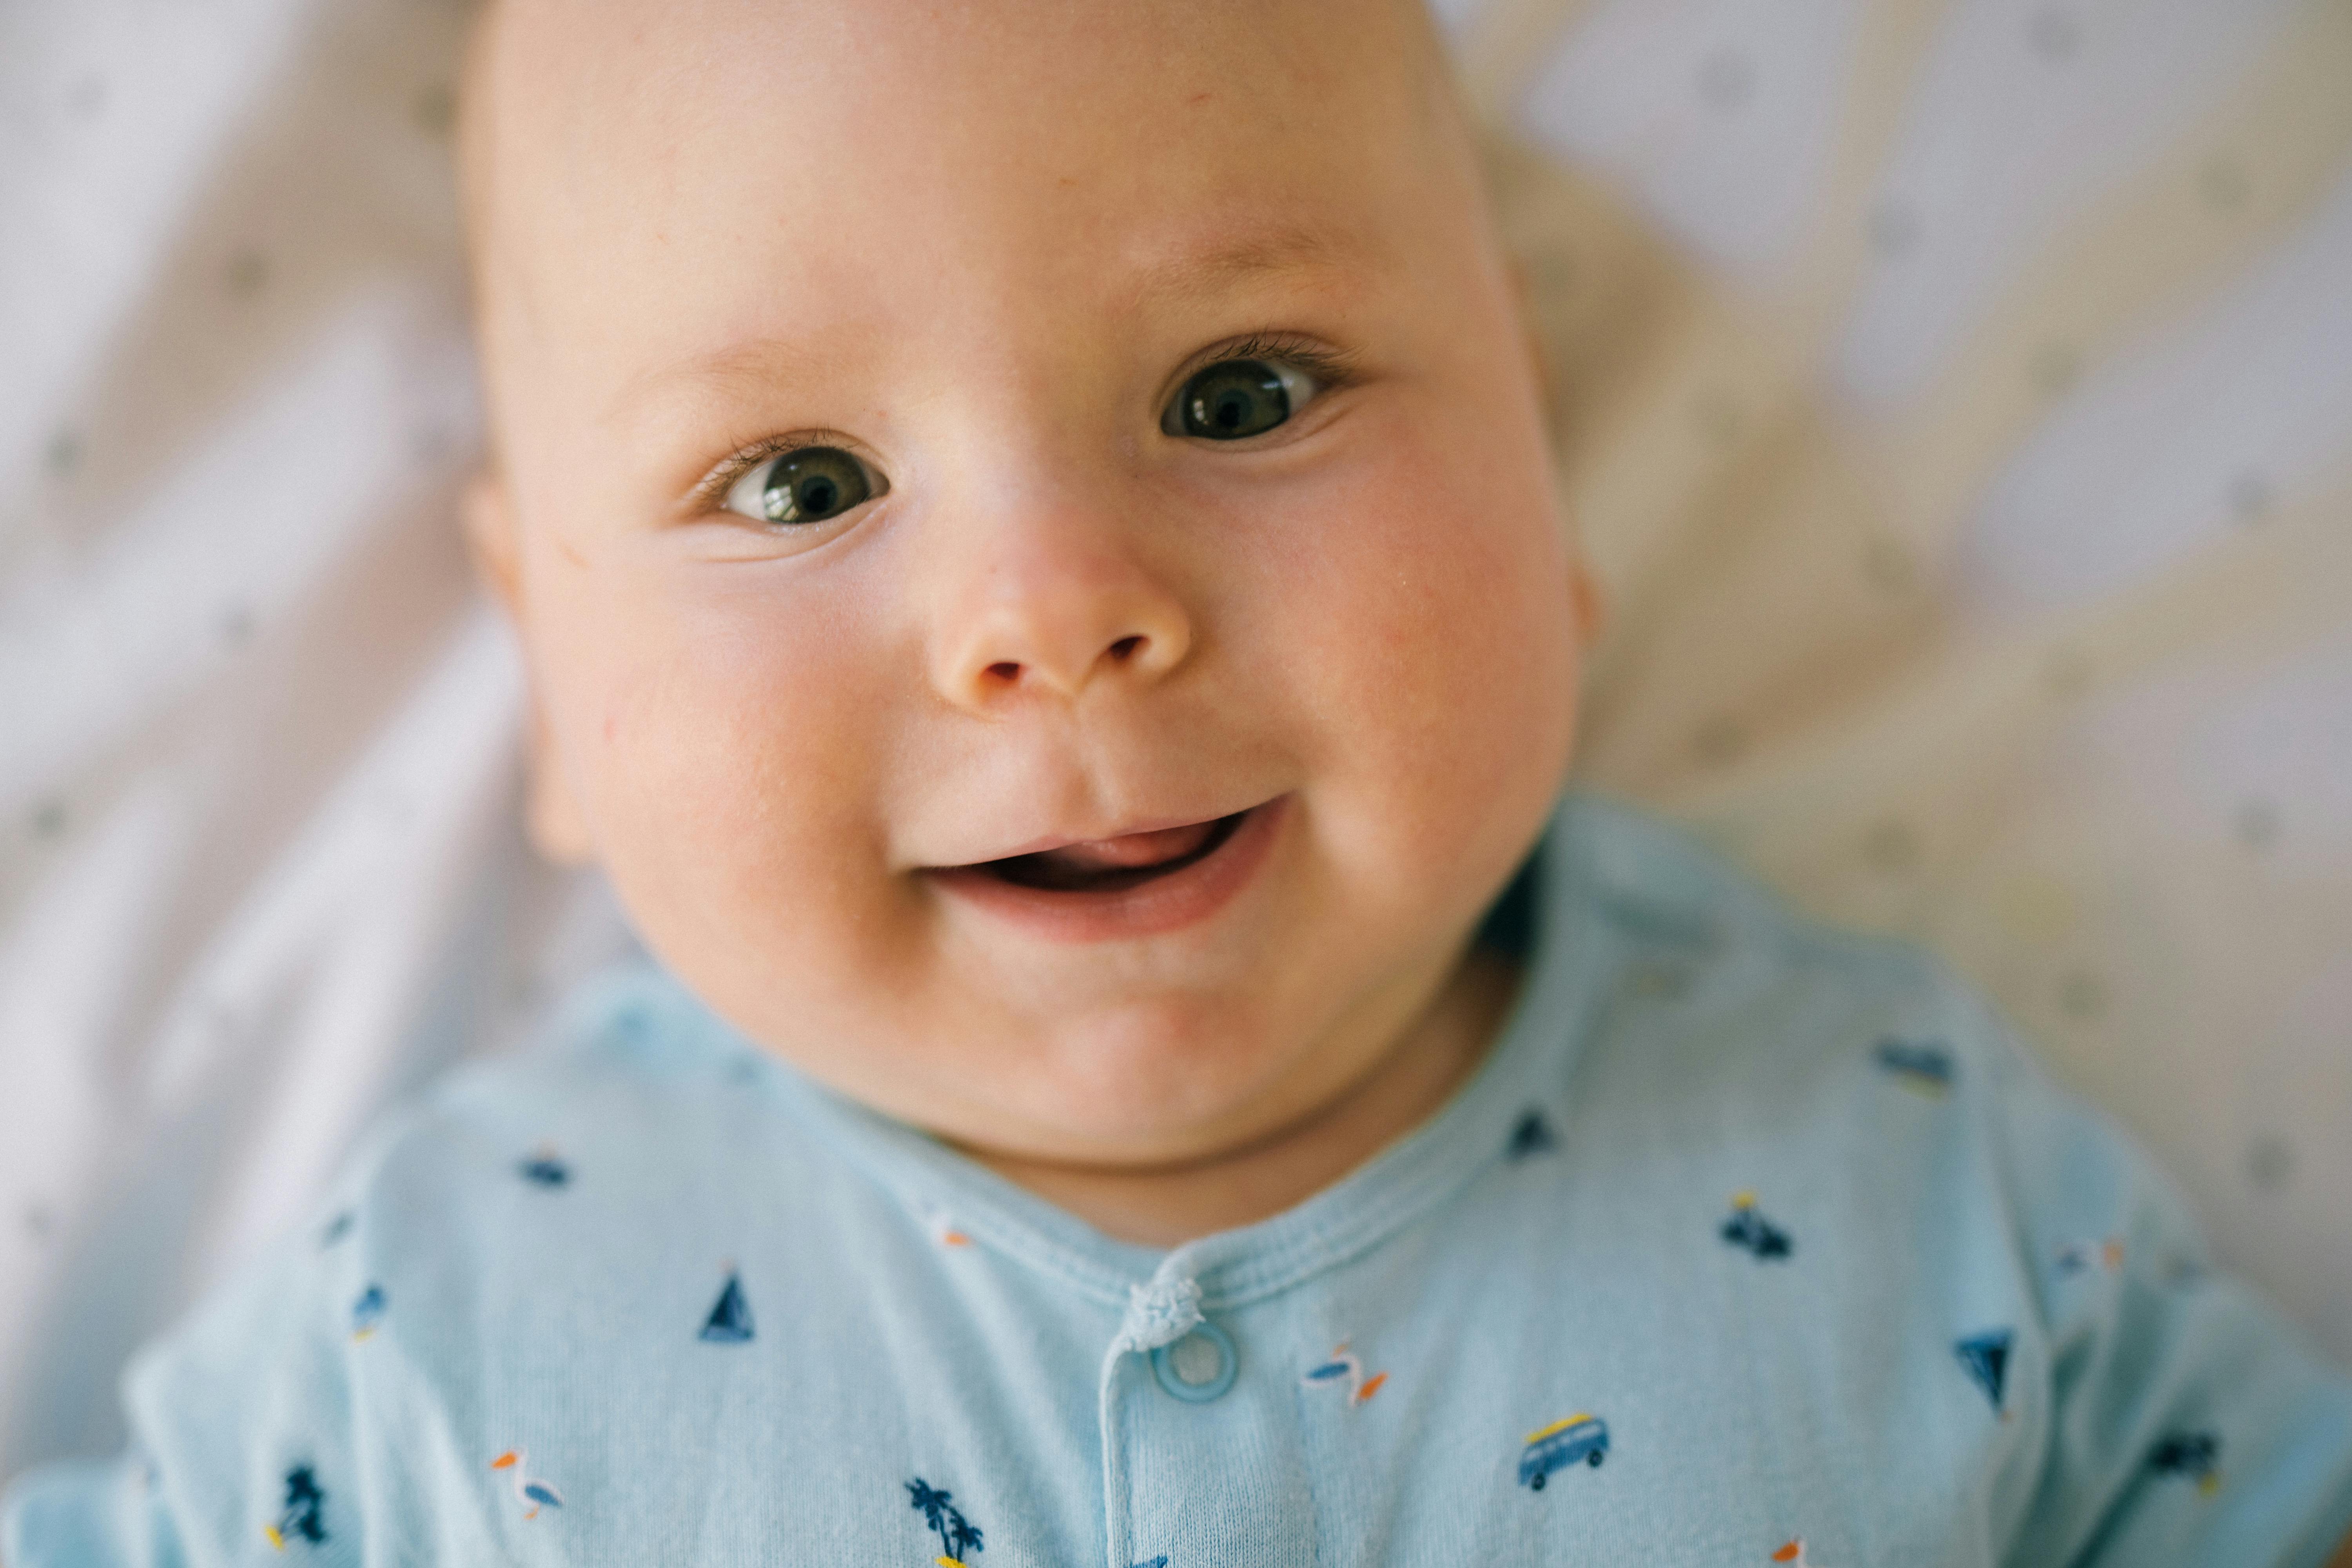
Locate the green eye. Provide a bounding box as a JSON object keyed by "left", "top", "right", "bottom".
{"left": 1165, "top": 358, "right": 1320, "bottom": 441}
{"left": 722, "top": 445, "right": 880, "bottom": 526}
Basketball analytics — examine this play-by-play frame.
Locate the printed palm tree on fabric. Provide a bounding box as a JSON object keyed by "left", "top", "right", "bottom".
{"left": 906, "top": 1477, "right": 984, "bottom": 1563}
{"left": 262, "top": 1466, "right": 327, "bottom": 1550}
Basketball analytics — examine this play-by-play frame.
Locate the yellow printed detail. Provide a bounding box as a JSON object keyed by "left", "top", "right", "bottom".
{"left": 1526, "top": 1412, "right": 1593, "bottom": 1444}
{"left": 263, "top": 1525, "right": 286, "bottom": 1550}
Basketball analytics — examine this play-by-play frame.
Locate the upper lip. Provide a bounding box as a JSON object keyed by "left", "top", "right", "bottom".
{"left": 925, "top": 802, "right": 1263, "bottom": 870}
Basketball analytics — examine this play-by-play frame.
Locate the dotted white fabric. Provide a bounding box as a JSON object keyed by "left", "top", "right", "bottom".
{"left": 1, "top": 0, "right": 2346, "bottom": 1485}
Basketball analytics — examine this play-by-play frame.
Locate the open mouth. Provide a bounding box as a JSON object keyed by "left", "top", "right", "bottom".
{"left": 924, "top": 797, "right": 1287, "bottom": 942}
{"left": 976, "top": 810, "right": 1250, "bottom": 894}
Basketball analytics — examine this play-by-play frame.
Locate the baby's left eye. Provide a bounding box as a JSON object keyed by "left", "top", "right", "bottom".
{"left": 719, "top": 445, "right": 885, "bottom": 527}
{"left": 1162, "top": 358, "right": 1323, "bottom": 441}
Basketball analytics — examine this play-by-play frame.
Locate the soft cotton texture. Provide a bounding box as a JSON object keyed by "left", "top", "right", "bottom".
{"left": 7, "top": 796, "right": 2349, "bottom": 1566}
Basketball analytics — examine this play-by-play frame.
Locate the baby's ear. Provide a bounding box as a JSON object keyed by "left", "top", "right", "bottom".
{"left": 520, "top": 707, "right": 597, "bottom": 867}
{"left": 1567, "top": 555, "right": 1607, "bottom": 652}
{"left": 1504, "top": 257, "right": 1559, "bottom": 435}
{"left": 462, "top": 473, "right": 523, "bottom": 615}
{"left": 460, "top": 475, "right": 597, "bottom": 866}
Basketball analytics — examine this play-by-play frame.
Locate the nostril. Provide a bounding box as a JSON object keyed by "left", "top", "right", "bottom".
{"left": 986, "top": 661, "right": 1021, "bottom": 683}
{"left": 1109, "top": 635, "right": 1143, "bottom": 662}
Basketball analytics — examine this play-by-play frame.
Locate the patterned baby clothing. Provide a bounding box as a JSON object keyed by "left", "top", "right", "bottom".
{"left": 6, "top": 793, "right": 2350, "bottom": 1566}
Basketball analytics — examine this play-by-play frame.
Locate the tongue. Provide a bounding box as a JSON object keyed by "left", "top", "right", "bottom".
{"left": 1031, "top": 821, "right": 1217, "bottom": 876}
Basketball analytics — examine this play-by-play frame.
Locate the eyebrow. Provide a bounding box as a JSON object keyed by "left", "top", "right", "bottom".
{"left": 1123, "top": 220, "right": 1376, "bottom": 308}
{"left": 610, "top": 221, "right": 1376, "bottom": 425}
{"left": 607, "top": 336, "right": 849, "bottom": 429}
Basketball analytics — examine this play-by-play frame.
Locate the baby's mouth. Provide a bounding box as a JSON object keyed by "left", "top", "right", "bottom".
{"left": 974, "top": 811, "right": 1249, "bottom": 893}
{"left": 924, "top": 797, "right": 1287, "bottom": 941}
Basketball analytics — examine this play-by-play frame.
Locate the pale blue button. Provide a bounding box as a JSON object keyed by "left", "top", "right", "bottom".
{"left": 1151, "top": 1319, "right": 1237, "bottom": 1403}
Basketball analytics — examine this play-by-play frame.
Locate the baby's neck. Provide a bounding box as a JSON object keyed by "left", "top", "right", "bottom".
{"left": 962, "top": 948, "right": 1523, "bottom": 1248}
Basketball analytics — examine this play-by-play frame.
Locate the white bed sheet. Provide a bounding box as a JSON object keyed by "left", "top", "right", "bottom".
{"left": 3, "top": 0, "right": 2347, "bottom": 1480}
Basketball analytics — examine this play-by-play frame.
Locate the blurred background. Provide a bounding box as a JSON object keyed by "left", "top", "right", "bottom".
{"left": 3, "top": 0, "right": 2348, "bottom": 1484}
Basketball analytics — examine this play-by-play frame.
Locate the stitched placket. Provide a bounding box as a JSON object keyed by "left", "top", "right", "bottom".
{"left": 1098, "top": 1262, "right": 1316, "bottom": 1568}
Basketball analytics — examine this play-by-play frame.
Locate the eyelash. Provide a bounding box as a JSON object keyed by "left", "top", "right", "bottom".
{"left": 691, "top": 430, "right": 861, "bottom": 513}
{"left": 690, "top": 331, "right": 1361, "bottom": 512}
{"left": 1174, "top": 331, "right": 1361, "bottom": 399}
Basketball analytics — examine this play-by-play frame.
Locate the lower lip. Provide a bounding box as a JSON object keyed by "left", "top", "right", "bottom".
{"left": 924, "top": 796, "right": 1288, "bottom": 943}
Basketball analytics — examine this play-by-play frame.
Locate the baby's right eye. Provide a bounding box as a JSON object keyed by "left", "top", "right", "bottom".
{"left": 720, "top": 445, "right": 886, "bottom": 527}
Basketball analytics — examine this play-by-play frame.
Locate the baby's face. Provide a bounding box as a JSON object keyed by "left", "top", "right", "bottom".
{"left": 466, "top": 0, "right": 1590, "bottom": 1168}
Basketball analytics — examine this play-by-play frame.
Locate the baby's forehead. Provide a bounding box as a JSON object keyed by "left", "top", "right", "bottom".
{"left": 462, "top": 0, "right": 1459, "bottom": 411}
{"left": 469, "top": 0, "right": 1441, "bottom": 163}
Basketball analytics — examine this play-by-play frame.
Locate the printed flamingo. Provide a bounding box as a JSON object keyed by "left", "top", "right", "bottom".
{"left": 490, "top": 1451, "right": 563, "bottom": 1519}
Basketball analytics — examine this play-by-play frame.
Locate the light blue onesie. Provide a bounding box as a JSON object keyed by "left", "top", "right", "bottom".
{"left": 8, "top": 793, "right": 2352, "bottom": 1566}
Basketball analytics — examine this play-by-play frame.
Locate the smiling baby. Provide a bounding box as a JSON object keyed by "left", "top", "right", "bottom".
{"left": 5, "top": 1, "right": 2350, "bottom": 1564}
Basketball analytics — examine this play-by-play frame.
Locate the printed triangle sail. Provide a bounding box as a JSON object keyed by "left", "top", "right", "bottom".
{"left": 700, "top": 1270, "right": 755, "bottom": 1343}
{"left": 1954, "top": 1329, "right": 2011, "bottom": 1408}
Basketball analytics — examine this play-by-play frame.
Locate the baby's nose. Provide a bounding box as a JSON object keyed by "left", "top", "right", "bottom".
{"left": 927, "top": 525, "right": 1192, "bottom": 710}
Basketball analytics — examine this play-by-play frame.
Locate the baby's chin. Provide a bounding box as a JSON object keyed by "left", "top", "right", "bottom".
{"left": 851, "top": 942, "right": 1465, "bottom": 1183}
{"left": 865, "top": 982, "right": 1329, "bottom": 1164}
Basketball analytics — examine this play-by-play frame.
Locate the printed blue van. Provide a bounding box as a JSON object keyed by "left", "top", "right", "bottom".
{"left": 1518, "top": 1414, "right": 1609, "bottom": 1489}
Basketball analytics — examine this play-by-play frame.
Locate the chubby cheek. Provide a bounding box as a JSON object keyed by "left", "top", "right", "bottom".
{"left": 534, "top": 551, "right": 914, "bottom": 1031}
{"left": 1272, "top": 412, "right": 1579, "bottom": 921}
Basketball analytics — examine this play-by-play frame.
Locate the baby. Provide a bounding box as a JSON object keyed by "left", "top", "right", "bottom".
{"left": 7, "top": 0, "right": 2351, "bottom": 1563}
